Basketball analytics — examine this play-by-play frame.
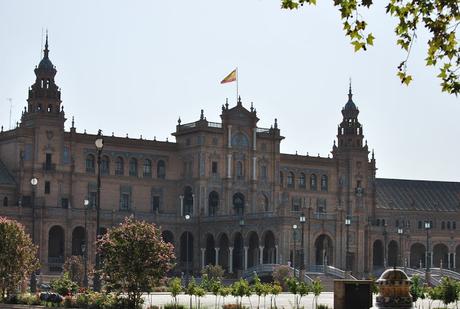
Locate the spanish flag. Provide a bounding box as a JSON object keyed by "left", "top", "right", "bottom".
{"left": 221, "top": 69, "right": 237, "bottom": 84}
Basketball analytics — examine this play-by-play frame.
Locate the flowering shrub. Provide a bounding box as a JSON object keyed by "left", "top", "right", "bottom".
{"left": 0, "top": 216, "right": 39, "bottom": 300}
{"left": 97, "top": 216, "right": 175, "bottom": 308}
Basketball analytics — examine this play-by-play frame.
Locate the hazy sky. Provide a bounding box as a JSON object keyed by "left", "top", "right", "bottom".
{"left": 0, "top": 1, "right": 459, "bottom": 181}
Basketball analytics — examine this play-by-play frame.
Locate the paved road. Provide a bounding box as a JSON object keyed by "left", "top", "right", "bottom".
{"left": 142, "top": 292, "right": 457, "bottom": 308}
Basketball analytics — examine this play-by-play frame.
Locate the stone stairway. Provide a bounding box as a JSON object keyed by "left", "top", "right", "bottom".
{"left": 306, "top": 273, "right": 335, "bottom": 292}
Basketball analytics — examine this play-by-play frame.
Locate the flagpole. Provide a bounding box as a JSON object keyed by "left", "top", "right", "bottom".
{"left": 236, "top": 67, "right": 239, "bottom": 102}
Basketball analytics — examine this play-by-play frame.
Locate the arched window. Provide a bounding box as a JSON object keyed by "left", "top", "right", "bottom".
{"left": 129, "top": 158, "right": 138, "bottom": 176}
{"left": 236, "top": 161, "right": 243, "bottom": 178}
{"left": 143, "top": 159, "right": 152, "bottom": 177}
{"left": 287, "top": 172, "right": 295, "bottom": 188}
{"left": 299, "top": 173, "right": 306, "bottom": 188}
{"left": 208, "top": 191, "right": 219, "bottom": 216}
{"left": 233, "top": 193, "right": 245, "bottom": 216}
{"left": 310, "top": 174, "right": 317, "bottom": 191}
{"left": 279, "top": 172, "right": 284, "bottom": 187}
{"left": 183, "top": 186, "right": 193, "bottom": 216}
{"left": 259, "top": 193, "right": 269, "bottom": 212}
{"left": 37, "top": 104, "right": 42, "bottom": 112}
{"left": 85, "top": 154, "right": 95, "bottom": 173}
{"left": 3, "top": 197, "right": 7, "bottom": 207}
{"left": 260, "top": 165, "right": 267, "bottom": 180}
{"left": 115, "top": 157, "right": 124, "bottom": 175}
{"left": 101, "top": 155, "right": 110, "bottom": 175}
{"left": 157, "top": 160, "right": 166, "bottom": 179}
{"left": 321, "top": 175, "right": 328, "bottom": 191}
{"left": 47, "top": 104, "right": 52, "bottom": 113}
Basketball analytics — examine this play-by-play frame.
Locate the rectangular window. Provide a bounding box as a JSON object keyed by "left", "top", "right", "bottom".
{"left": 45, "top": 181, "right": 51, "bottom": 194}
{"left": 120, "top": 185, "right": 132, "bottom": 210}
{"left": 46, "top": 153, "right": 52, "bottom": 167}
{"left": 89, "top": 191, "right": 96, "bottom": 209}
{"left": 212, "top": 161, "right": 218, "bottom": 174}
{"left": 120, "top": 193, "right": 130, "bottom": 210}
{"left": 61, "top": 198, "right": 69, "bottom": 209}
{"left": 291, "top": 197, "right": 301, "bottom": 212}
{"left": 152, "top": 195, "right": 160, "bottom": 213}
{"left": 21, "top": 196, "right": 32, "bottom": 207}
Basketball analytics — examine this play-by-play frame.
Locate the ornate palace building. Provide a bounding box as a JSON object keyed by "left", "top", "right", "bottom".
{"left": 1, "top": 38, "right": 460, "bottom": 279}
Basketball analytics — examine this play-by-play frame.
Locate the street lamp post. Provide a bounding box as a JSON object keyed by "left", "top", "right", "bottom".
{"left": 93, "top": 130, "right": 104, "bottom": 292}
{"left": 299, "top": 213, "right": 306, "bottom": 281}
{"left": 292, "top": 224, "right": 298, "bottom": 279}
{"left": 185, "top": 214, "right": 191, "bottom": 286}
{"left": 83, "top": 199, "right": 89, "bottom": 288}
{"left": 397, "top": 227, "right": 404, "bottom": 267}
{"left": 345, "top": 216, "right": 351, "bottom": 273}
{"left": 30, "top": 177, "right": 38, "bottom": 293}
{"left": 425, "top": 221, "right": 431, "bottom": 283}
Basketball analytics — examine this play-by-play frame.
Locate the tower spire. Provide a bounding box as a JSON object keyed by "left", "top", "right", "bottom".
{"left": 348, "top": 77, "right": 353, "bottom": 101}
{"left": 44, "top": 30, "right": 49, "bottom": 59}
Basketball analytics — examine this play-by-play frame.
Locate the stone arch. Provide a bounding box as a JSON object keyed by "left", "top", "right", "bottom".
{"left": 388, "top": 240, "right": 399, "bottom": 267}
{"left": 48, "top": 225, "right": 65, "bottom": 263}
{"left": 314, "top": 234, "right": 333, "bottom": 266}
{"left": 247, "top": 231, "right": 259, "bottom": 268}
{"left": 180, "top": 231, "right": 194, "bottom": 264}
{"left": 410, "top": 243, "right": 426, "bottom": 268}
{"left": 233, "top": 232, "right": 244, "bottom": 271}
{"left": 71, "top": 226, "right": 85, "bottom": 256}
{"left": 373, "top": 239, "right": 384, "bottom": 268}
{"left": 204, "top": 233, "right": 215, "bottom": 266}
{"left": 161, "top": 230, "right": 174, "bottom": 245}
{"left": 433, "top": 243, "right": 449, "bottom": 268}
{"left": 218, "top": 233, "right": 230, "bottom": 271}
{"left": 262, "top": 230, "right": 276, "bottom": 264}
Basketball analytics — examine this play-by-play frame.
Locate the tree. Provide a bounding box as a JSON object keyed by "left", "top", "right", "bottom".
{"left": 0, "top": 217, "right": 39, "bottom": 301}
{"left": 437, "top": 277, "right": 460, "bottom": 307}
{"left": 231, "top": 278, "right": 251, "bottom": 308}
{"left": 201, "top": 264, "right": 224, "bottom": 282}
{"left": 281, "top": 0, "right": 460, "bottom": 95}
{"left": 50, "top": 272, "right": 78, "bottom": 296}
{"left": 97, "top": 216, "right": 175, "bottom": 309}
{"left": 168, "top": 277, "right": 182, "bottom": 308}
{"left": 63, "top": 255, "right": 85, "bottom": 287}
{"left": 273, "top": 264, "right": 293, "bottom": 291}
{"left": 270, "top": 281, "right": 282, "bottom": 309}
{"left": 310, "top": 278, "right": 324, "bottom": 309}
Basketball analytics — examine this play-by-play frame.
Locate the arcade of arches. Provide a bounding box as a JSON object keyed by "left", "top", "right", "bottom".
{"left": 371, "top": 239, "right": 459, "bottom": 270}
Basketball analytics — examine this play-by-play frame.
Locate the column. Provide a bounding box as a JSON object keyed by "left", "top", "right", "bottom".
{"left": 192, "top": 194, "right": 195, "bottom": 216}
{"left": 253, "top": 128, "right": 257, "bottom": 150}
{"left": 229, "top": 247, "right": 234, "bottom": 273}
{"left": 431, "top": 252, "right": 433, "bottom": 268}
{"left": 200, "top": 248, "right": 206, "bottom": 269}
{"left": 227, "top": 125, "right": 232, "bottom": 148}
{"left": 244, "top": 246, "right": 248, "bottom": 270}
{"left": 448, "top": 253, "right": 451, "bottom": 269}
{"left": 275, "top": 245, "right": 279, "bottom": 264}
{"left": 259, "top": 246, "right": 264, "bottom": 265}
{"left": 252, "top": 157, "right": 257, "bottom": 180}
{"left": 454, "top": 253, "right": 456, "bottom": 269}
{"left": 179, "top": 195, "right": 184, "bottom": 216}
{"left": 227, "top": 154, "right": 232, "bottom": 178}
{"left": 215, "top": 248, "right": 220, "bottom": 266}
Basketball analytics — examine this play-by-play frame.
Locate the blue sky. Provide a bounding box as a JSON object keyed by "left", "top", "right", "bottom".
{"left": 0, "top": 0, "right": 459, "bottom": 181}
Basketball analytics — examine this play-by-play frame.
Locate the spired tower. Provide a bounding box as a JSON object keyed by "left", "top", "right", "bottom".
{"left": 22, "top": 34, "right": 64, "bottom": 129}
{"left": 332, "top": 84, "right": 376, "bottom": 274}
